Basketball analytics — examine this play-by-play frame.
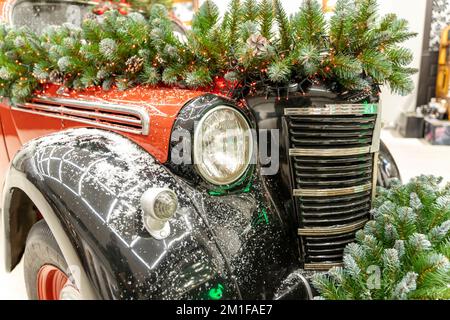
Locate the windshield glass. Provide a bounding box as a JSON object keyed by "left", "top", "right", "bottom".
{"left": 11, "top": 0, "right": 93, "bottom": 33}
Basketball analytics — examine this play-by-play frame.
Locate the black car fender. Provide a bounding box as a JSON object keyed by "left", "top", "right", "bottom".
{"left": 2, "top": 167, "right": 99, "bottom": 299}
{"left": 1, "top": 128, "right": 243, "bottom": 299}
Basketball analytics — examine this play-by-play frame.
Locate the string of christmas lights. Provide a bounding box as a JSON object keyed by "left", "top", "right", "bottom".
{"left": 0, "top": 0, "right": 418, "bottom": 102}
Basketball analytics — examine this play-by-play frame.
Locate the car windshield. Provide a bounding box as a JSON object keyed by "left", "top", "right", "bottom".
{"left": 10, "top": 0, "right": 93, "bottom": 33}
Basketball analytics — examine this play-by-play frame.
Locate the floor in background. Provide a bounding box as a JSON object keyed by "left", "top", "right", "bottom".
{"left": 0, "top": 262, "right": 26, "bottom": 300}
{"left": 381, "top": 129, "right": 450, "bottom": 184}
{"left": 1, "top": 129, "right": 450, "bottom": 300}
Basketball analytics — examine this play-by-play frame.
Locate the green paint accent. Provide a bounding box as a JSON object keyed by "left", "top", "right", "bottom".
{"left": 208, "top": 284, "right": 224, "bottom": 300}
{"left": 363, "top": 102, "right": 378, "bottom": 114}
{"left": 252, "top": 208, "right": 270, "bottom": 226}
{"left": 208, "top": 190, "right": 225, "bottom": 196}
{"left": 243, "top": 178, "right": 253, "bottom": 193}
{"left": 262, "top": 208, "right": 269, "bottom": 224}
{"left": 208, "top": 166, "right": 255, "bottom": 197}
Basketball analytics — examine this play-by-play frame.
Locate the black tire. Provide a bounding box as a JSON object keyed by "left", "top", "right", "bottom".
{"left": 23, "top": 219, "right": 68, "bottom": 300}
{"left": 377, "top": 140, "right": 402, "bottom": 188}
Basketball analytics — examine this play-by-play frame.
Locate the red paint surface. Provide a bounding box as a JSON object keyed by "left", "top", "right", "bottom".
{"left": 37, "top": 265, "right": 69, "bottom": 300}
{"left": 0, "top": 99, "right": 21, "bottom": 160}
{"left": 0, "top": 85, "right": 207, "bottom": 176}
{"left": 0, "top": 1, "right": 235, "bottom": 176}
{"left": 0, "top": 112, "right": 10, "bottom": 187}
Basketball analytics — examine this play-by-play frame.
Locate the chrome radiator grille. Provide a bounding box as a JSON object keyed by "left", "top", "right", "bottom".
{"left": 285, "top": 104, "right": 380, "bottom": 270}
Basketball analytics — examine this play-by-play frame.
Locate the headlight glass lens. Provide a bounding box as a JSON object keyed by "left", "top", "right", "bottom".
{"left": 194, "top": 106, "right": 253, "bottom": 186}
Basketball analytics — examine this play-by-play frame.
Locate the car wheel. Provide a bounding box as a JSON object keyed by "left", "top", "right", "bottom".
{"left": 377, "top": 140, "right": 401, "bottom": 188}
{"left": 23, "top": 219, "right": 80, "bottom": 300}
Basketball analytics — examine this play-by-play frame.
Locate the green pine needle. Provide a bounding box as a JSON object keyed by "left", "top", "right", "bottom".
{"left": 292, "top": 0, "right": 326, "bottom": 47}
{"left": 273, "top": 0, "right": 292, "bottom": 52}
{"left": 0, "top": 1, "right": 418, "bottom": 101}
{"left": 243, "top": 0, "right": 259, "bottom": 22}
{"left": 314, "top": 175, "right": 450, "bottom": 300}
{"left": 330, "top": 0, "right": 354, "bottom": 52}
{"left": 332, "top": 53, "right": 363, "bottom": 79}
{"left": 268, "top": 59, "right": 291, "bottom": 83}
{"left": 224, "top": 0, "right": 243, "bottom": 47}
{"left": 258, "top": 0, "right": 274, "bottom": 40}
{"left": 359, "top": 49, "right": 392, "bottom": 81}
{"left": 192, "top": 0, "right": 220, "bottom": 33}
{"left": 184, "top": 67, "right": 212, "bottom": 88}
{"left": 295, "top": 44, "right": 321, "bottom": 76}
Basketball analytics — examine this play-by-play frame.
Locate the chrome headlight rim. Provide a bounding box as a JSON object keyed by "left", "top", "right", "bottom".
{"left": 193, "top": 105, "right": 254, "bottom": 186}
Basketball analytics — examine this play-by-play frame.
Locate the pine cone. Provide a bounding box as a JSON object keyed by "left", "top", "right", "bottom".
{"left": 247, "top": 34, "right": 270, "bottom": 57}
{"left": 49, "top": 70, "right": 64, "bottom": 85}
{"left": 125, "top": 56, "right": 144, "bottom": 74}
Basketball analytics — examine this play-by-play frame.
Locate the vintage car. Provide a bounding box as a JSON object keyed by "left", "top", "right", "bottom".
{"left": 0, "top": 0, "right": 401, "bottom": 300}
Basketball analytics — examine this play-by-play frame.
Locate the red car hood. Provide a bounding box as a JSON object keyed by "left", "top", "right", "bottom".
{"left": 37, "top": 84, "right": 208, "bottom": 163}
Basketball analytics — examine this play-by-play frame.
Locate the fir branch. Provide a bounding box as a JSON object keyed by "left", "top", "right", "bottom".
{"left": 0, "top": 1, "right": 419, "bottom": 101}
{"left": 243, "top": 0, "right": 259, "bottom": 22}
{"left": 162, "top": 67, "right": 179, "bottom": 85}
{"left": 387, "top": 47, "right": 414, "bottom": 66}
{"left": 225, "top": 0, "right": 243, "bottom": 47}
{"left": 268, "top": 59, "right": 291, "bottom": 83}
{"left": 351, "top": 0, "right": 379, "bottom": 52}
{"left": 313, "top": 175, "right": 450, "bottom": 300}
{"left": 273, "top": 0, "right": 291, "bottom": 52}
{"left": 330, "top": 0, "right": 354, "bottom": 52}
{"left": 379, "top": 15, "right": 418, "bottom": 47}
{"left": 291, "top": 0, "right": 326, "bottom": 47}
{"left": 192, "top": 0, "right": 220, "bottom": 33}
{"left": 387, "top": 66, "right": 415, "bottom": 96}
{"left": 359, "top": 49, "right": 392, "bottom": 82}
{"left": 258, "top": 0, "right": 274, "bottom": 40}
{"left": 294, "top": 43, "right": 322, "bottom": 76}
{"left": 184, "top": 67, "right": 212, "bottom": 88}
{"left": 332, "top": 53, "right": 363, "bottom": 80}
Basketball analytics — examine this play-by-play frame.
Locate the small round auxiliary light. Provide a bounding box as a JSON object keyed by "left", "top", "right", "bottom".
{"left": 141, "top": 188, "right": 178, "bottom": 240}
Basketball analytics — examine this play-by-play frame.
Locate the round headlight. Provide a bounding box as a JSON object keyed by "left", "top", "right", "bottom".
{"left": 194, "top": 106, "right": 253, "bottom": 186}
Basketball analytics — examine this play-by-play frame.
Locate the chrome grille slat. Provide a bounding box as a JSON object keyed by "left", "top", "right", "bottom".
{"left": 294, "top": 162, "right": 373, "bottom": 172}
{"left": 306, "top": 238, "right": 355, "bottom": 248}
{"left": 288, "top": 123, "right": 375, "bottom": 131}
{"left": 290, "top": 147, "right": 371, "bottom": 157}
{"left": 305, "top": 232, "right": 357, "bottom": 244}
{"left": 289, "top": 130, "right": 373, "bottom": 138}
{"left": 304, "top": 263, "right": 344, "bottom": 271}
{"left": 301, "top": 197, "right": 371, "bottom": 211}
{"left": 288, "top": 116, "right": 377, "bottom": 123}
{"left": 308, "top": 247, "right": 346, "bottom": 254}
{"left": 298, "top": 219, "right": 369, "bottom": 236}
{"left": 284, "top": 104, "right": 378, "bottom": 116}
{"left": 308, "top": 254, "right": 344, "bottom": 261}
{"left": 301, "top": 203, "right": 371, "bottom": 217}
{"left": 291, "top": 136, "right": 373, "bottom": 146}
{"left": 296, "top": 176, "right": 373, "bottom": 187}
{"left": 294, "top": 183, "right": 372, "bottom": 197}
{"left": 13, "top": 97, "right": 150, "bottom": 135}
{"left": 295, "top": 167, "right": 373, "bottom": 178}
{"left": 304, "top": 231, "right": 358, "bottom": 266}
{"left": 299, "top": 191, "right": 372, "bottom": 205}
{"left": 286, "top": 104, "right": 378, "bottom": 269}
{"left": 302, "top": 211, "right": 370, "bottom": 226}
